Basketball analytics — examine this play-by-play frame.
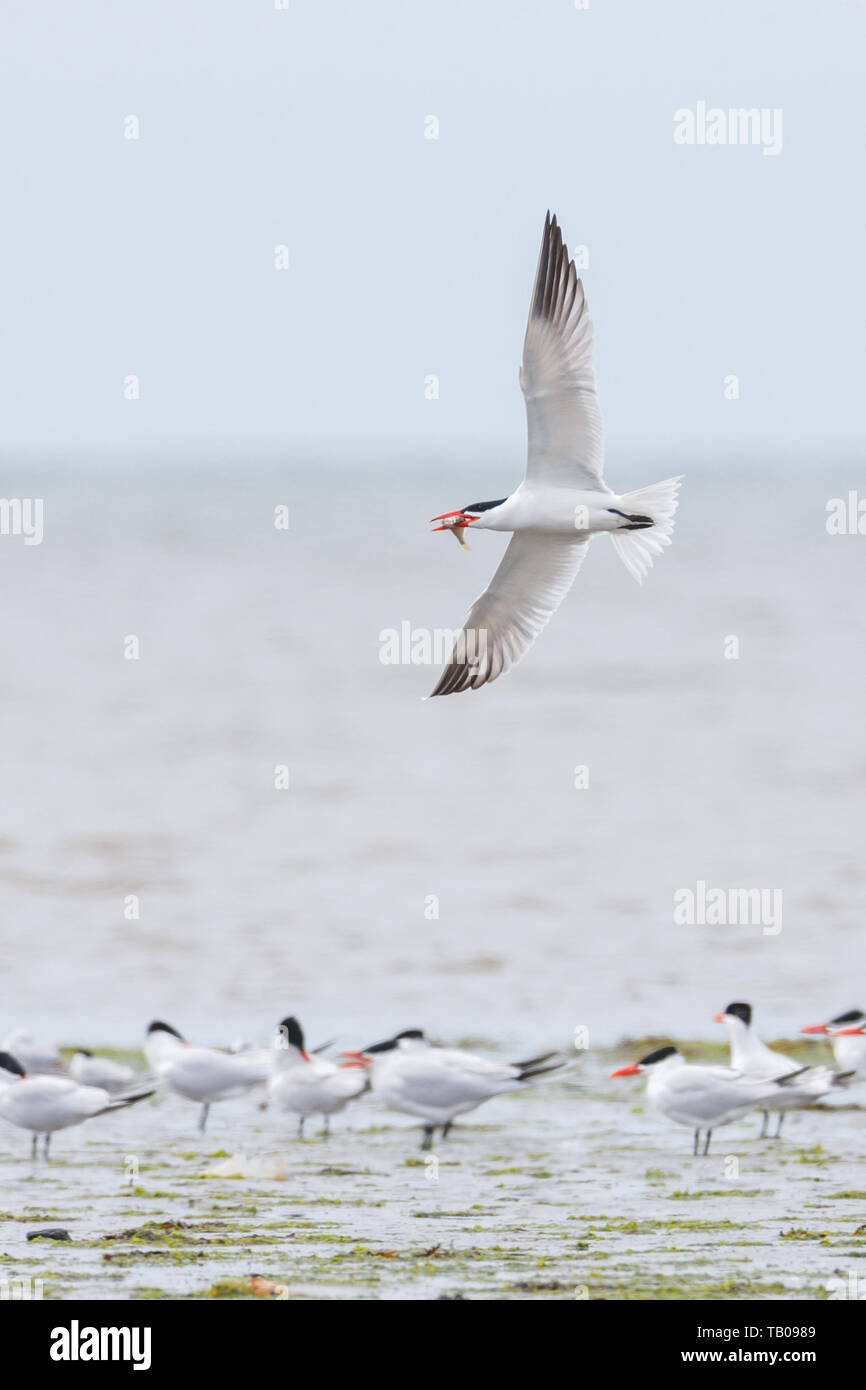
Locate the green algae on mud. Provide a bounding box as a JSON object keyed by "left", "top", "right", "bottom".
{"left": 1, "top": 1040, "right": 864, "bottom": 1300}
{"left": 667, "top": 1189, "right": 764, "bottom": 1199}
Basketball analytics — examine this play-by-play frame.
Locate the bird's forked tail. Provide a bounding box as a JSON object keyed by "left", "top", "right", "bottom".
{"left": 610, "top": 475, "right": 683, "bottom": 585}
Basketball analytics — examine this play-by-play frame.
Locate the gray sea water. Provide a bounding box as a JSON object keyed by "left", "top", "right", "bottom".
{"left": 0, "top": 455, "right": 863, "bottom": 1056}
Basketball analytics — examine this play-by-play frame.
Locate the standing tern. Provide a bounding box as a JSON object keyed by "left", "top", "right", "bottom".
{"left": 716, "top": 1002, "right": 854, "bottom": 1137}
{"left": 267, "top": 1016, "right": 370, "bottom": 1138}
{"left": 0, "top": 1050, "right": 155, "bottom": 1158}
{"left": 144, "top": 1021, "right": 271, "bottom": 1132}
{"left": 342, "top": 1028, "right": 562, "bottom": 1149}
{"left": 610, "top": 1045, "right": 800, "bottom": 1155}
{"left": 69, "top": 1049, "right": 144, "bottom": 1093}
{"left": 801, "top": 1009, "right": 866, "bottom": 1077}
{"left": 0, "top": 1029, "right": 66, "bottom": 1075}
{"left": 829, "top": 1019, "right": 866, "bottom": 1065}
{"left": 428, "top": 211, "right": 682, "bottom": 697}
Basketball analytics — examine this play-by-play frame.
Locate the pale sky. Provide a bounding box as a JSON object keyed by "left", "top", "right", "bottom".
{"left": 1, "top": 0, "right": 863, "bottom": 463}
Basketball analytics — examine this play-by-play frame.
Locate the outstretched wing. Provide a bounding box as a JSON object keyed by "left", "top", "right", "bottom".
{"left": 428, "top": 532, "right": 590, "bottom": 697}
{"left": 520, "top": 212, "right": 606, "bottom": 490}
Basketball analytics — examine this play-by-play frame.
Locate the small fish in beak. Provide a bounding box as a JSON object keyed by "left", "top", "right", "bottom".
{"left": 430, "top": 510, "right": 478, "bottom": 549}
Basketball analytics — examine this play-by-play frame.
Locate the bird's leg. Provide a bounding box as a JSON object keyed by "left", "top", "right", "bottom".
{"left": 702, "top": 1130, "right": 712, "bottom": 1156}
{"left": 421, "top": 1125, "right": 435, "bottom": 1151}
{"left": 441, "top": 1121, "right": 452, "bottom": 1140}
{"left": 321, "top": 1115, "right": 330, "bottom": 1139}
{"left": 31, "top": 1133, "right": 38, "bottom": 1161}
{"left": 198, "top": 1103, "right": 209, "bottom": 1134}
{"left": 297, "top": 1116, "right": 305, "bottom": 1140}
{"left": 774, "top": 1113, "right": 784, "bottom": 1139}
{"left": 44, "top": 1133, "right": 51, "bottom": 1161}
{"left": 693, "top": 1129, "right": 700, "bottom": 1156}
{"left": 759, "top": 1110, "right": 769, "bottom": 1139}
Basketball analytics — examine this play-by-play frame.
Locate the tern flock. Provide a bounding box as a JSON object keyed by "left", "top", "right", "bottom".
{"left": 0, "top": 1003, "right": 861, "bottom": 1159}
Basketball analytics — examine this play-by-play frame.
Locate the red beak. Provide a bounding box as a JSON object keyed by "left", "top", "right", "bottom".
{"left": 609, "top": 1063, "right": 642, "bottom": 1077}
{"left": 302, "top": 1050, "right": 311, "bottom": 1062}
{"left": 799, "top": 1023, "right": 829, "bottom": 1035}
{"left": 339, "top": 1049, "right": 367, "bottom": 1060}
{"left": 714, "top": 1013, "right": 726, "bottom": 1022}
{"left": 339, "top": 1058, "right": 370, "bottom": 1069}
{"left": 429, "top": 510, "right": 479, "bottom": 532}
{"left": 837, "top": 1026, "right": 865, "bottom": 1036}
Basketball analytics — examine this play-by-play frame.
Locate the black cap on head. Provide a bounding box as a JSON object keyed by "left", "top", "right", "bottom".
{"left": 278, "top": 1017, "right": 305, "bottom": 1050}
{"left": 638, "top": 1045, "right": 678, "bottom": 1067}
{"left": 0, "top": 1051, "right": 26, "bottom": 1078}
{"left": 724, "top": 1002, "right": 752, "bottom": 1026}
{"left": 830, "top": 1009, "right": 864, "bottom": 1026}
{"left": 463, "top": 498, "right": 507, "bottom": 514}
{"left": 362, "top": 1028, "right": 425, "bottom": 1055}
{"left": 147, "top": 1020, "right": 185, "bottom": 1041}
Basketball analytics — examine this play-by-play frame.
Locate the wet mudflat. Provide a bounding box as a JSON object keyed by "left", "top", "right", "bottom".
{"left": 1, "top": 1041, "right": 864, "bottom": 1301}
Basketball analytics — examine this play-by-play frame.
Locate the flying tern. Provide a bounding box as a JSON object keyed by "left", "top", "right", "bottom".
{"left": 428, "top": 211, "right": 682, "bottom": 697}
